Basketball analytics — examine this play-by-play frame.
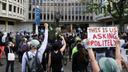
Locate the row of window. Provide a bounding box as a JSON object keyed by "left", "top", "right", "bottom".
{"left": 28, "top": 13, "right": 93, "bottom": 21}
{"left": 29, "top": 0, "right": 69, "bottom": 4}
{"left": 29, "top": 7, "right": 84, "bottom": 12}
{"left": 2, "top": 2, "right": 24, "bottom": 14}
{"left": 30, "top": 2, "right": 85, "bottom": 6}
{"left": 14, "top": 0, "right": 24, "bottom": 4}
{"left": 1, "top": 0, "right": 24, "bottom": 4}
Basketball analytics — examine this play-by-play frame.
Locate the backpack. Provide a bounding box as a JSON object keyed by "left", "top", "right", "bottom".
{"left": 26, "top": 51, "right": 44, "bottom": 72}
{"left": 19, "top": 43, "right": 29, "bottom": 53}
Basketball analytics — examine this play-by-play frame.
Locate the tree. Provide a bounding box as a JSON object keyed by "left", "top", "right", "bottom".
{"left": 83, "top": 0, "right": 128, "bottom": 31}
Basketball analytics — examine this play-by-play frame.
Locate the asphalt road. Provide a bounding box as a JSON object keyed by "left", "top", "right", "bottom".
{"left": 0, "top": 58, "right": 72, "bottom": 72}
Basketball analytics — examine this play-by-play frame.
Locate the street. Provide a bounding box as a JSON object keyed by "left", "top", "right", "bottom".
{"left": 0, "top": 58, "right": 72, "bottom": 72}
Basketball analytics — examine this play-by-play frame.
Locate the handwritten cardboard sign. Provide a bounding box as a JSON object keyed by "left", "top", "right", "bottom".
{"left": 87, "top": 27, "right": 118, "bottom": 48}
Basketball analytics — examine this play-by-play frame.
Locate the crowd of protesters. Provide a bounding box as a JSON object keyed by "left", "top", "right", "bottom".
{"left": 0, "top": 23, "right": 128, "bottom": 72}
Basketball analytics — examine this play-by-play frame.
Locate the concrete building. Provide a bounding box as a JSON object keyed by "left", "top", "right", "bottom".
{"left": 0, "top": 0, "right": 97, "bottom": 32}
{"left": 0, "top": 0, "right": 25, "bottom": 32}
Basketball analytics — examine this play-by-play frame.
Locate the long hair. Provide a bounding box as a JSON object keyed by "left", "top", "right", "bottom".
{"left": 52, "top": 40, "right": 62, "bottom": 51}
{"left": 77, "top": 44, "right": 85, "bottom": 62}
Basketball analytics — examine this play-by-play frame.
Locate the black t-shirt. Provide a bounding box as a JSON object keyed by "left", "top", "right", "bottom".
{"left": 72, "top": 52, "right": 88, "bottom": 71}
{"left": 51, "top": 51, "right": 63, "bottom": 72}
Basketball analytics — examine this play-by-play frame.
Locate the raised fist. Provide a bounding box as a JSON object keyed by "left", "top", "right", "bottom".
{"left": 44, "top": 23, "right": 48, "bottom": 29}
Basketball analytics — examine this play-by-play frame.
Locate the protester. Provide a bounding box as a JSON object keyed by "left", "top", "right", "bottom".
{"left": 21, "top": 23, "right": 48, "bottom": 72}
{"left": 72, "top": 44, "right": 89, "bottom": 72}
{"left": 4, "top": 42, "right": 15, "bottom": 72}
{"left": 0, "top": 32, "right": 7, "bottom": 66}
{"left": 72, "top": 37, "right": 81, "bottom": 56}
{"left": 87, "top": 40, "right": 127, "bottom": 72}
{"left": 15, "top": 32, "right": 22, "bottom": 51}
{"left": 48, "top": 35, "right": 66, "bottom": 72}
{"left": 0, "top": 31, "right": 4, "bottom": 66}
{"left": 18, "top": 38, "right": 29, "bottom": 63}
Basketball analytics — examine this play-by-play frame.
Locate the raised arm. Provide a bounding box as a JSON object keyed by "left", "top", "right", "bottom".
{"left": 115, "top": 40, "right": 122, "bottom": 67}
{"left": 60, "top": 36, "right": 66, "bottom": 53}
{"left": 47, "top": 53, "right": 51, "bottom": 72}
{"left": 87, "top": 48, "right": 100, "bottom": 72}
{"left": 38, "top": 23, "right": 48, "bottom": 61}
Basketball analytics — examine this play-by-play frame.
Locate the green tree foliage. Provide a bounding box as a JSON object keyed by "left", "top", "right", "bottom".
{"left": 82, "top": 0, "right": 128, "bottom": 31}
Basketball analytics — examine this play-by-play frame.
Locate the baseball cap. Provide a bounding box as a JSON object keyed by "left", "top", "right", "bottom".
{"left": 99, "top": 57, "right": 120, "bottom": 72}
{"left": 30, "top": 39, "right": 40, "bottom": 48}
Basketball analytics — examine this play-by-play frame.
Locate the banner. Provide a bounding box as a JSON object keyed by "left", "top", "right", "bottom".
{"left": 35, "top": 6, "right": 41, "bottom": 25}
{"left": 87, "top": 27, "right": 118, "bottom": 48}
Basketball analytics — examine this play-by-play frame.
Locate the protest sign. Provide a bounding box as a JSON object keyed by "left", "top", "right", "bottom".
{"left": 87, "top": 27, "right": 119, "bottom": 48}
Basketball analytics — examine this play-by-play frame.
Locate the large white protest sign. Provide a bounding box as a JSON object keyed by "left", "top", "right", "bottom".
{"left": 87, "top": 27, "right": 119, "bottom": 48}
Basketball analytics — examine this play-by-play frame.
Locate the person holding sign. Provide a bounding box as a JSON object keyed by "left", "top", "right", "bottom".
{"left": 87, "top": 27, "right": 119, "bottom": 48}
{"left": 86, "top": 40, "right": 128, "bottom": 72}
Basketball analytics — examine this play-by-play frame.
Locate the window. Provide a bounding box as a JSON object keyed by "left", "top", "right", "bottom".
{"left": 72, "top": 16, "right": 74, "bottom": 20}
{"left": 86, "top": 16, "right": 89, "bottom": 20}
{"left": 44, "top": 14, "right": 46, "bottom": 20}
{"left": 69, "top": 16, "right": 70, "bottom": 20}
{"left": 76, "top": 16, "right": 78, "bottom": 20}
{"left": 79, "top": 16, "right": 81, "bottom": 20}
{"left": 75, "top": 3, "right": 78, "bottom": 6}
{"left": 17, "top": 7, "right": 19, "bottom": 13}
{"left": 83, "top": 16, "right": 85, "bottom": 20}
{"left": 29, "top": 13, "right": 31, "bottom": 19}
{"left": 68, "top": 3, "right": 71, "bottom": 6}
{"left": 51, "top": 14, "right": 53, "bottom": 20}
{"left": 40, "top": 14, "right": 42, "bottom": 20}
{"left": 21, "top": 0, "right": 22, "bottom": 3}
{"left": 29, "top": 4, "right": 31, "bottom": 11}
{"left": 14, "top": 6, "right": 16, "bottom": 12}
{"left": 0, "top": 20, "right": 5, "bottom": 25}
{"left": 9, "top": 4, "right": 12, "bottom": 11}
{"left": 61, "top": 4, "right": 63, "bottom": 6}
{"left": 33, "top": 13, "right": 35, "bottom": 19}
{"left": 65, "top": 15, "right": 67, "bottom": 20}
{"left": 29, "top": 0, "right": 31, "bottom": 3}
{"left": 8, "top": 21, "right": 14, "bottom": 25}
{"left": 20, "top": 8, "right": 22, "bottom": 14}
{"left": 72, "top": 3, "right": 74, "bottom": 6}
{"left": 47, "top": 14, "right": 49, "bottom": 20}
{"left": 55, "top": 3, "right": 57, "bottom": 6}
{"left": 2, "top": 3, "right": 6, "bottom": 10}
{"left": 90, "top": 16, "right": 93, "bottom": 20}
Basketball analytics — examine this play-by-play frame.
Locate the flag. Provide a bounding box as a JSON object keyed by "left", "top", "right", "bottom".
{"left": 35, "top": 7, "right": 41, "bottom": 25}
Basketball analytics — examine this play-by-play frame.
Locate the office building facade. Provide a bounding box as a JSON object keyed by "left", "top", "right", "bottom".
{"left": 0, "top": 0, "right": 25, "bottom": 32}
{"left": 0, "top": 0, "right": 97, "bottom": 32}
